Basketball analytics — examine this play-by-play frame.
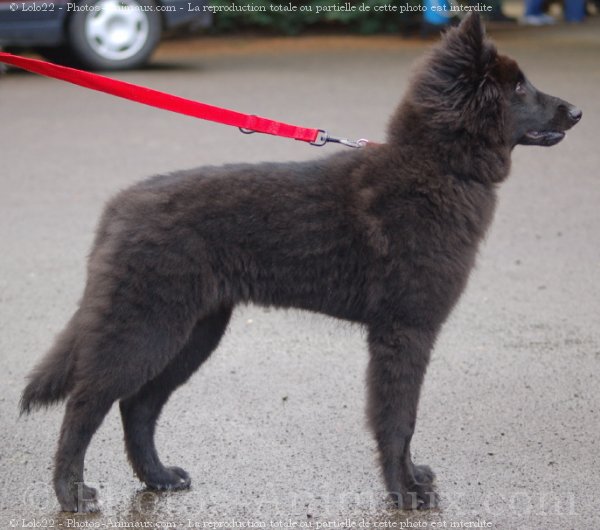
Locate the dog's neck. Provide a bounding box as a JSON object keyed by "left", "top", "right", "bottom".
{"left": 386, "top": 101, "right": 512, "bottom": 185}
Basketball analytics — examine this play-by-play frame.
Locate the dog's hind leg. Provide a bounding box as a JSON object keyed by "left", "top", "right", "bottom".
{"left": 367, "top": 324, "right": 438, "bottom": 510}
{"left": 54, "top": 385, "right": 121, "bottom": 512}
{"left": 53, "top": 302, "right": 200, "bottom": 512}
{"left": 119, "top": 307, "right": 232, "bottom": 491}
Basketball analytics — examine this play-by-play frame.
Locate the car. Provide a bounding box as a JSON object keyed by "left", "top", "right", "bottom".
{"left": 0, "top": 0, "right": 211, "bottom": 70}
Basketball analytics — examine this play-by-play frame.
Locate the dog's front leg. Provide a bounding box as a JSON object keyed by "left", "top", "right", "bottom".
{"left": 366, "top": 324, "right": 437, "bottom": 509}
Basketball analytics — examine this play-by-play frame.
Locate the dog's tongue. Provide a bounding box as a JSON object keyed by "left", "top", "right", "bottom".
{"left": 523, "top": 130, "right": 565, "bottom": 146}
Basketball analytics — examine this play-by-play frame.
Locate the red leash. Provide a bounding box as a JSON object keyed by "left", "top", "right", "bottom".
{"left": 0, "top": 52, "right": 368, "bottom": 148}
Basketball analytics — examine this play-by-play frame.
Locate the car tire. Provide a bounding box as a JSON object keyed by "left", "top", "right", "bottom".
{"left": 67, "top": 0, "right": 162, "bottom": 70}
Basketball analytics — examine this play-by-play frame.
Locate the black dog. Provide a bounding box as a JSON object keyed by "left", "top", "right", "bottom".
{"left": 20, "top": 13, "right": 581, "bottom": 512}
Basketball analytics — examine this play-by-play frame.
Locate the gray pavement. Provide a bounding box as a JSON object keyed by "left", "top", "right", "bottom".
{"left": 1, "top": 22, "right": 599, "bottom": 530}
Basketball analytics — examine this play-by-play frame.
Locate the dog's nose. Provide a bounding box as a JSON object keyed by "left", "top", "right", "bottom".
{"left": 569, "top": 107, "right": 582, "bottom": 122}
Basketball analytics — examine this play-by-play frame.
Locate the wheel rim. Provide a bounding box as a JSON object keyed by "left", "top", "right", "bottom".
{"left": 84, "top": 0, "right": 150, "bottom": 61}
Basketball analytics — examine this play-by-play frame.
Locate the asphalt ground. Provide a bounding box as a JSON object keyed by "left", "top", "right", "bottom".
{"left": 1, "top": 20, "right": 599, "bottom": 530}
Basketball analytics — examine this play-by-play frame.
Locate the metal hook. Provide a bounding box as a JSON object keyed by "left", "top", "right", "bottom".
{"left": 310, "top": 130, "right": 369, "bottom": 148}
{"left": 239, "top": 115, "right": 258, "bottom": 135}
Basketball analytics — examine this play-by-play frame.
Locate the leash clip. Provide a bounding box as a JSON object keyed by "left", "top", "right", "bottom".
{"left": 310, "top": 130, "right": 369, "bottom": 148}
{"left": 238, "top": 125, "right": 369, "bottom": 149}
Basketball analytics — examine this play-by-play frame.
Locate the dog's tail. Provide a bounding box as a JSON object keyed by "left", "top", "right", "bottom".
{"left": 20, "top": 313, "right": 79, "bottom": 415}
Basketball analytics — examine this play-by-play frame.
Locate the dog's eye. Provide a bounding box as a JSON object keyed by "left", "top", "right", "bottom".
{"left": 516, "top": 82, "right": 525, "bottom": 95}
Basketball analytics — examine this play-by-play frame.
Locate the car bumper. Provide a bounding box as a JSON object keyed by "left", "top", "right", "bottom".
{"left": 162, "top": 0, "right": 212, "bottom": 30}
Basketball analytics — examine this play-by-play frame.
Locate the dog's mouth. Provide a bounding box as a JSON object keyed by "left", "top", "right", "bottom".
{"left": 519, "top": 130, "right": 566, "bottom": 147}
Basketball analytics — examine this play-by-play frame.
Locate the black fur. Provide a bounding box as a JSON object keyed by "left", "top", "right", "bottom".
{"left": 20, "top": 13, "right": 581, "bottom": 512}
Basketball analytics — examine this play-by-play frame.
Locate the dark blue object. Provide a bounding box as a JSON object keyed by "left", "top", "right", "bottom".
{"left": 0, "top": 0, "right": 211, "bottom": 47}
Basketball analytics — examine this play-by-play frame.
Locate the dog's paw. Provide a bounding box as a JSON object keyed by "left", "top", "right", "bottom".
{"left": 388, "top": 483, "right": 438, "bottom": 511}
{"left": 56, "top": 481, "right": 100, "bottom": 513}
{"left": 144, "top": 466, "right": 191, "bottom": 491}
{"left": 412, "top": 464, "right": 436, "bottom": 486}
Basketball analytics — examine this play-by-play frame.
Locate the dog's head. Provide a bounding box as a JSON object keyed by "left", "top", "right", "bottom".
{"left": 499, "top": 57, "right": 582, "bottom": 147}
{"left": 400, "top": 13, "right": 581, "bottom": 149}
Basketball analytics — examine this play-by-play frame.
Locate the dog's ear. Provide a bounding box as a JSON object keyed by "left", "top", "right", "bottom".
{"left": 401, "top": 11, "right": 504, "bottom": 142}
{"left": 423, "top": 12, "right": 496, "bottom": 94}
{"left": 458, "top": 12, "right": 484, "bottom": 44}
{"left": 445, "top": 12, "right": 492, "bottom": 74}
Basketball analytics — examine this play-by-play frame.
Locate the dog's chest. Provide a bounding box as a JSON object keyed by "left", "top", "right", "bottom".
{"left": 369, "top": 180, "right": 496, "bottom": 321}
